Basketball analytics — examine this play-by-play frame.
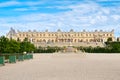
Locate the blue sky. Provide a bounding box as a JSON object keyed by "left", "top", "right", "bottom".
{"left": 0, "top": 0, "right": 120, "bottom": 37}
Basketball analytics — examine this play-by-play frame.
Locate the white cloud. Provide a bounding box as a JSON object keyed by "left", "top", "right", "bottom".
{"left": 1, "top": 1, "right": 120, "bottom": 37}
{"left": 13, "top": 7, "right": 38, "bottom": 11}
{"left": 101, "top": 8, "right": 110, "bottom": 14}
{"left": 24, "top": 1, "right": 44, "bottom": 6}
{"left": 111, "top": 15, "right": 120, "bottom": 21}
{"left": 0, "top": 1, "right": 21, "bottom": 7}
{"left": 14, "top": 8, "right": 29, "bottom": 11}
{"left": 0, "top": 1, "right": 45, "bottom": 8}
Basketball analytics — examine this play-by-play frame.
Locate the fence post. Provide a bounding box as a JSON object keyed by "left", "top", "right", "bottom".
{"left": 9, "top": 55, "right": 16, "bottom": 63}
{"left": 0, "top": 56, "right": 5, "bottom": 66}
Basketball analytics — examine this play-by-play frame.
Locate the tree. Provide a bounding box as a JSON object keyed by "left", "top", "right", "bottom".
{"left": 23, "top": 37, "right": 29, "bottom": 42}
{"left": 0, "top": 36, "right": 36, "bottom": 54}
{"left": 110, "top": 42, "right": 120, "bottom": 53}
{"left": 7, "top": 39, "right": 20, "bottom": 53}
{"left": 0, "top": 36, "right": 9, "bottom": 53}
{"left": 20, "top": 41, "right": 35, "bottom": 53}
{"left": 107, "top": 37, "right": 112, "bottom": 42}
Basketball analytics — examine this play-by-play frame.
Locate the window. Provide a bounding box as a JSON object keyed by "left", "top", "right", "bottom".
{"left": 107, "top": 34, "right": 109, "bottom": 36}
{"left": 23, "top": 34, "right": 25, "bottom": 37}
{"left": 19, "top": 34, "right": 21, "bottom": 37}
{"left": 43, "top": 34, "right": 45, "bottom": 36}
{"left": 26, "top": 34, "right": 28, "bottom": 37}
{"left": 74, "top": 34, "right": 76, "bottom": 36}
{"left": 81, "top": 34, "right": 83, "bottom": 36}
{"left": 86, "top": 39, "right": 88, "bottom": 42}
{"left": 52, "top": 34, "right": 54, "bottom": 36}
{"left": 103, "top": 34, "right": 105, "bottom": 36}
{"left": 89, "top": 34, "right": 91, "bottom": 36}
{"left": 86, "top": 34, "right": 88, "bottom": 36}
{"left": 110, "top": 34, "right": 112, "bottom": 36}
{"left": 68, "top": 34, "right": 70, "bottom": 37}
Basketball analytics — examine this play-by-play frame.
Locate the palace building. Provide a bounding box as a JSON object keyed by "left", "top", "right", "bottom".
{"left": 6, "top": 28, "right": 115, "bottom": 47}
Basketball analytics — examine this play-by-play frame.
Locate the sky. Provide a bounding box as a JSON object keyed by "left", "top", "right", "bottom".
{"left": 0, "top": 0, "right": 120, "bottom": 37}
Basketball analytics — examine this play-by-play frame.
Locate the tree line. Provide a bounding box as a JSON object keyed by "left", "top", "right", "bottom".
{"left": 34, "top": 46, "right": 62, "bottom": 53}
{"left": 77, "top": 42, "right": 120, "bottom": 53}
{"left": 0, "top": 36, "right": 35, "bottom": 54}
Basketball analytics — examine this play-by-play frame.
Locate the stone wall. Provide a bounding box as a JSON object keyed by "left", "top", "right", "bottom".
{"left": 34, "top": 42, "right": 105, "bottom": 48}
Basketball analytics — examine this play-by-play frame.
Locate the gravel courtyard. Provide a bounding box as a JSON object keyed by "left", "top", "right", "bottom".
{"left": 1, "top": 53, "right": 120, "bottom": 80}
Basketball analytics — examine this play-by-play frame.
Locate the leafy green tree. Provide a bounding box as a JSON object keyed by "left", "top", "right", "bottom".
{"left": 7, "top": 39, "right": 20, "bottom": 53}
{"left": 0, "top": 36, "right": 9, "bottom": 53}
{"left": 23, "top": 37, "right": 29, "bottom": 42}
{"left": 107, "top": 37, "right": 112, "bottom": 42}
{"left": 109, "top": 42, "right": 120, "bottom": 53}
{"left": 0, "top": 36, "right": 36, "bottom": 54}
{"left": 20, "top": 38, "right": 35, "bottom": 53}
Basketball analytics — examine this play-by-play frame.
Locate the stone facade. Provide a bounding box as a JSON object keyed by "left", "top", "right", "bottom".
{"left": 6, "top": 28, "right": 115, "bottom": 47}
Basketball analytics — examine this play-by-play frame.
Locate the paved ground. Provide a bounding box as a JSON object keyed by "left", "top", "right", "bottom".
{"left": 1, "top": 53, "right": 120, "bottom": 80}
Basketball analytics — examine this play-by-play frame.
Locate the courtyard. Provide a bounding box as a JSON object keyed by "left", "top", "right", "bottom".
{"left": 1, "top": 53, "right": 120, "bottom": 80}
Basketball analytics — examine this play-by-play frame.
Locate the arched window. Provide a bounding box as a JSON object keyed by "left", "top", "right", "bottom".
{"left": 86, "top": 34, "right": 88, "bottom": 36}
{"left": 43, "top": 34, "right": 45, "bottom": 36}
{"left": 43, "top": 39, "right": 46, "bottom": 42}
{"left": 107, "top": 34, "right": 109, "bottom": 36}
{"left": 52, "top": 34, "right": 54, "bottom": 36}
{"left": 89, "top": 34, "right": 91, "bottom": 36}
{"left": 81, "top": 34, "right": 83, "bottom": 36}
{"left": 86, "top": 39, "right": 88, "bottom": 42}
{"left": 68, "top": 34, "right": 70, "bottom": 37}
{"left": 23, "top": 34, "right": 25, "bottom": 37}
{"left": 52, "top": 40, "right": 54, "bottom": 42}
{"left": 74, "top": 34, "right": 76, "bottom": 36}
{"left": 81, "top": 39, "right": 83, "bottom": 42}
{"left": 40, "top": 39, "right": 42, "bottom": 42}
{"left": 74, "top": 39, "right": 77, "bottom": 42}
{"left": 19, "top": 34, "right": 21, "bottom": 37}
{"left": 110, "top": 34, "right": 112, "bottom": 36}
